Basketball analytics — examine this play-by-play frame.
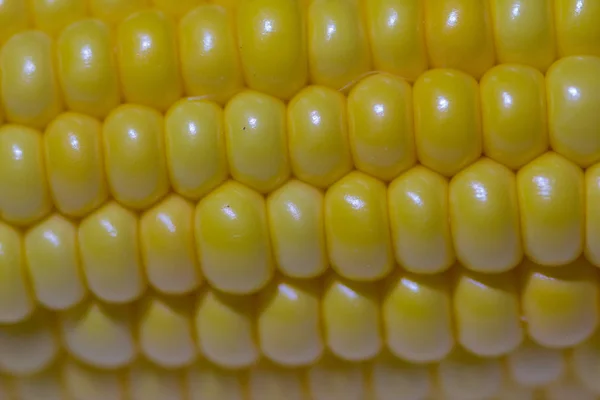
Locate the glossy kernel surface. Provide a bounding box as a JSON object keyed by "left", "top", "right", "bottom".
{"left": 30, "top": 0, "right": 88, "bottom": 37}
{"left": 0, "top": 0, "right": 28, "bottom": 45}
{"left": 555, "top": 0, "right": 600, "bottom": 57}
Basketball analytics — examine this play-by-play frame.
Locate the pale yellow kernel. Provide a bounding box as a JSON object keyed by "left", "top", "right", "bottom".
{"left": 586, "top": 163, "right": 600, "bottom": 266}
{"left": 185, "top": 363, "right": 245, "bottom": 400}
{"left": 127, "top": 361, "right": 186, "bottom": 400}
{"left": 545, "top": 370, "right": 598, "bottom": 400}
{"left": 12, "top": 366, "right": 64, "bottom": 400}
{"left": 247, "top": 363, "right": 309, "bottom": 400}
{"left": 369, "top": 353, "right": 433, "bottom": 400}
{"left": 308, "top": 355, "right": 367, "bottom": 400}
{"left": 572, "top": 332, "right": 600, "bottom": 395}
{"left": 63, "top": 358, "right": 124, "bottom": 400}
{"left": 507, "top": 338, "right": 565, "bottom": 387}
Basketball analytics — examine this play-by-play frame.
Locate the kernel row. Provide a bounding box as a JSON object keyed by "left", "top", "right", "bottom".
{"left": 1, "top": 0, "right": 600, "bottom": 127}
{"left": 1, "top": 262, "right": 599, "bottom": 371}
{"left": 3, "top": 352, "right": 594, "bottom": 400}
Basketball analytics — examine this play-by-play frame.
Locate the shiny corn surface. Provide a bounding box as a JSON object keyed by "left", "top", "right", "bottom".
{"left": 0, "top": 1, "right": 600, "bottom": 400}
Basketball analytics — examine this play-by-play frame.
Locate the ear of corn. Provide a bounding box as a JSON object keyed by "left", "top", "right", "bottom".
{"left": 0, "top": 1, "right": 599, "bottom": 400}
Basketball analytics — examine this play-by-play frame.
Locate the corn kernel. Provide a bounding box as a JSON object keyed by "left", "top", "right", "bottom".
{"left": 248, "top": 363, "right": 308, "bottom": 400}
{"left": 436, "top": 348, "right": 503, "bottom": 400}
{"left": 0, "top": 124, "right": 52, "bottom": 226}
{"left": 369, "top": 353, "right": 432, "bottom": 400}
{"left": 489, "top": 0, "right": 556, "bottom": 72}
{"left": 347, "top": 73, "right": 416, "bottom": 181}
{"left": 195, "top": 181, "right": 273, "bottom": 294}
{"left": 424, "top": 0, "right": 495, "bottom": 79}
{"left": 308, "top": 355, "right": 366, "bottom": 400}
{"left": 63, "top": 358, "right": 123, "bottom": 400}
{"left": 178, "top": 5, "right": 244, "bottom": 105}
{"left": 496, "top": 382, "right": 537, "bottom": 400}
{"left": 383, "top": 273, "right": 453, "bottom": 363}
{"left": 308, "top": 0, "right": 371, "bottom": 90}
{"left": 480, "top": 64, "right": 549, "bottom": 169}
{"left": 449, "top": 158, "right": 522, "bottom": 272}
{"left": 185, "top": 363, "right": 245, "bottom": 400}
{"left": 152, "top": 0, "right": 203, "bottom": 17}
{"left": 194, "top": 290, "right": 259, "bottom": 369}
{"left": 78, "top": 201, "right": 145, "bottom": 303}
{"left": 325, "top": 171, "right": 393, "bottom": 281}
{"left": 555, "top": 0, "right": 600, "bottom": 57}
{"left": 0, "top": 222, "right": 33, "bottom": 325}
{"left": 237, "top": 0, "right": 308, "bottom": 100}
{"left": 103, "top": 104, "right": 169, "bottom": 210}
{"left": 224, "top": 90, "right": 290, "bottom": 193}
{"left": 12, "top": 365, "right": 64, "bottom": 400}
{"left": 24, "top": 214, "right": 86, "bottom": 311}
{"left": 60, "top": 301, "right": 136, "bottom": 369}
{"left": 413, "top": 68, "right": 482, "bottom": 177}
{"left": 116, "top": 10, "right": 183, "bottom": 111}
{"left": 521, "top": 258, "right": 599, "bottom": 348}
{"left": 287, "top": 85, "right": 352, "bottom": 188}
{"left": 544, "top": 370, "right": 598, "bottom": 400}
{"left": 44, "top": 112, "right": 108, "bottom": 217}
{"left": 388, "top": 165, "right": 454, "bottom": 274}
{"left": 322, "top": 276, "right": 381, "bottom": 362}
{"left": 507, "top": 338, "right": 565, "bottom": 387}
{"left": 127, "top": 360, "right": 186, "bottom": 400}
{"left": 266, "top": 179, "right": 327, "bottom": 279}
{"left": 89, "top": 0, "right": 150, "bottom": 25}
{"left": 56, "top": 19, "right": 121, "bottom": 119}
{"left": 258, "top": 278, "right": 323, "bottom": 366}
{"left": 572, "top": 332, "right": 600, "bottom": 395}
{"left": 517, "top": 152, "right": 584, "bottom": 265}
{"left": 363, "top": 0, "right": 427, "bottom": 82}
{"left": 30, "top": 0, "right": 88, "bottom": 37}
{"left": 138, "top": 294, "right": 197, "bottom": 369}
{"left": 0, "top": 311, "right": 58, "bottom": 376}
{"left": 547, "top": 56, "right": 600, "bottom": 167}
{"left": 586, "top": 163, "right": 600, "bottom": 267}
{"left": 0, "top": 31, "right": 63, "bottom": 129}
{"left": 453, "top": 268, "right": 522, "bottom": 357}
{"left": 0, "top": 0, "right": 28, "bottom": 45}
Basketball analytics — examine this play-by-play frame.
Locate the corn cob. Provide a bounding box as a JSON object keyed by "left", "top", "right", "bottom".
{"left": 0, "top": 0, "right": 599, "bottom": 399}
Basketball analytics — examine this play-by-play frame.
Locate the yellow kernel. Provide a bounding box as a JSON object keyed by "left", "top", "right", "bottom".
{"left": 555, "top": 0, "right": 600, "bottom": 57}
{"left": 24, "top": 214, "right": 86, "bottom": 311}
{"left": 140, "top": 195, "right": 201, "bottom": 295}
{"left": 152, "top": 0, "right": 203, "bottom": 16}
{"left": 424, "top": 0, "right": 495, "bottom": 79}
{"left": 103, "top": 104, "right": 169, "bottom": 210}
{"left": 287, "top": 85, "right": 353, "bottom": 188}
{"left": 194, "top": 290, "right": 259, "bottom": 369}
{"left": 507, "top": 338, "right": 565, "bottom": 387}
{"left": 127, "top": 361, "right": 186, "bottom": 400}
{"left": 178, "top": 6, "right": 244, "bottom": 105}
{"left": 586, "top": 163, "right": 600, "bottom": 266}
{"left": 185, "top": 363, "right": 245, "bottom": 400}
{"left": 0, "top": 222, "right": 34, "bottom": 324}
{"left": 489, "top": 0, "right": 556, "bottom": 72}
{"left": 89, "top": 0, "right": 150, "bottom": 25}
{"left": 436, "top": 348, "right": 503, "bottom": 400}
{"left": 224, "top": 90, "right": 290, "bottom": 193}
{"left": 258, "top": 278, "right": 323, "bottom": 366}
{"left": 0, "top": 31, "right": 63, "bottom": 129}
{"left": 137, "top": 295, "right": 197, "bottom": 369}
{"left": 347, "top": 73, "right": 416, "bottom": 181}
{"left": 480, "top": 64, "right": 549, "bottom": 169}
{"left": 308, "top": 355, "right": 367, "bottom": 400}
{"left": 544, "top": 370, "right": 598, "bottom": 400}
{"left": 63, "top": 358, "right": 124, "bottom": 400}
{"left": 0, "top": 311, "right": 58, "bottom": 376}
{"left": 195, "top": 181, "right": 273, "bottom": 294}
{"left": 363, "top": 0, "right": 427, "bottom": 82}
{"left": 517, "top": 152, "right": 584, "bottom": 265}
{"left": 383, "top": 273, "right": 453, "bottom": 363}
{"left": 117, "top": 10, "right": 183, "bottom": 111}
{"left": 521, "top": 258, "right": 599, "bottom": 348}
{"left": 0, "top": 0, "right": 28, "bottom": 45}
{"left": 165, "top": 100, "right": 228, "bottom": 200}
{"left": 453, "top": 268, "right": 522, "bottom": 357}
{"left": 12, "top": 366, "right": 65, "bottom": 400}
{"left": 30, "top": 0, "right": 88, "bottom": 37}
{"left": 248, "top": 363, "right": 308, "bottom": 400}
{"left": 60, "top": 301, "right": 136, "bottom": 369}
{"left": 546, "top": 56, "right": 600, "bottom": 167}
{"left": 266, "top": 179, "right": 327, "bottom": 279}
{"left": 237, "top": 0, "right": 307, "bottom": 100}
{"left": 56, "top": 19, "right": 120, "bottom": 119}
{"left": 449, "top": 158, "right": 522, "bottom": 272}
{"left": 572, "top": 333, "right": 600, "bottom": 395}
{"left": 78, "top": 201, "right": 145, "bottom": 304}
{"left": 322, "top": 276, "right": 381, "bottom": 362}
{"left": 0, "top": 124, "right": 52, "bottom": 226}
{"left": 325, "top": 171, "right": 393, "bottom": 281}
{"left": 308, "top": 0, "right": 371, "bottom": 89}
{"left": 44, "top": 112, "right": 108, "bottom": 217}
{"left": 413, "top": 69, "right": 482, "bottom": 177}
{"left": 370, "top": 353, "right": 433, "bottom": 400}
{"left": 387, "top": 166, "right": 454, "bottom": 274}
